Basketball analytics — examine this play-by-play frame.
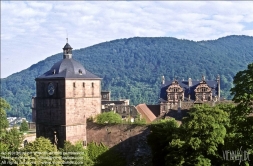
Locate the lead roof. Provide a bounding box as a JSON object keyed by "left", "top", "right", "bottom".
{"left": 37, "top": 42, "right": 101, "bottom": 80}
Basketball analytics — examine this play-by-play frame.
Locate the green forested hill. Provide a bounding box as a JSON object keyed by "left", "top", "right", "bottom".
{"left": 1, "top": 35, "right": 253, "bottom": 120}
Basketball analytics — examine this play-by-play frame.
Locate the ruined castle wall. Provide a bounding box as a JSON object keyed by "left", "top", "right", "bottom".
{"left": 86, "top": 122, "right": 152, "bottom": 165}
{"left": 86, "top": 122, "right": 149, "bottom": 148}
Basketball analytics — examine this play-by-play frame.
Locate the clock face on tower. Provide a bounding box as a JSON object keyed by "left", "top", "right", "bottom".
{"left": 48, "top": 82, "right": 55, "bottom": 95}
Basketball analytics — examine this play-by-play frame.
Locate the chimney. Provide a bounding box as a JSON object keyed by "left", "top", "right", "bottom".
{"left": 216, "top": 75, "right": 220, "bottom": 100}
{"left": 188, "top": 78, "right": 192, "bottom": 87}
{"left": 178, "top": 100, "right": 181, "bottom": 114}
{"left": 162, "top": 75, "right": 165, "bottom": 84}
{"left": 202, "top": 75, "right": 205, "bottom": 81}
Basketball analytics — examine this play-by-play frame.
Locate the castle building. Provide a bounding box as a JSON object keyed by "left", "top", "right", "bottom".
{"left": 101, "top": 91, "right": 139, "bottom": 119}
{"left": 32, "top": 40, "right": 102, "bottom": 147}
{"left": 159, "top": 75, "right": 220, "bottom": 114}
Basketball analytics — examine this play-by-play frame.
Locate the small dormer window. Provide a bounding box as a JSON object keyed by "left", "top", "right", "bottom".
{"left": 52, "top": 69, "right": 56, "bottom": 74}
{"left": 79, "top": 69, "right": 82, "bottom": 75}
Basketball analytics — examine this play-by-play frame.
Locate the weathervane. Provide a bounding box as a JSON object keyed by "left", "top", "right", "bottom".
{"left": 66, "top": 29, "right": 68, "bottom": 43}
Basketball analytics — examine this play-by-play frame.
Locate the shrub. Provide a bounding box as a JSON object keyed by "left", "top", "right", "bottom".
{"left": 87, "top": 142, "right": 126, "bottom": 166}
{"left": 96, "top": 111, "right": 122, "bottom": 124}
{"left": 133, "top": 113, "right": 146, "bottom": 125}
{"left": 20, "top": 119, "right": 29, "bottom": 132}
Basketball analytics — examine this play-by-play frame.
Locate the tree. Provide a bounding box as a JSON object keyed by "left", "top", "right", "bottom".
{"left": 0, "top": 98, "right": 24, "bottom": 164}
{"left": 3, "top": 127, "right": 24, "bottom": 151}
{"left": 0, "top": 98, "right": 24, "bottom": 151}
{"left": 12, "top": 137, "right": 64, "bottom": 166}
{"left": 0, "top": 98, "right": 10, "bottom": 131}
{"left": 96, "top": 111, "right": 122, "bottom": 124}
{"left": 20, "top": 119, "right": 29, "bottom": 132}
{"left": 87, "top": 142, "right": 126, "bottom": 166}
{"left": 229, "top": 63, "right": 253, "bottom": 165}
{"left": 231, "top": 63, "right": 253, "bottom": 116}
{"left": 87, "top": 142, "right": 108, "bottom": 163}
{"left": 60, "top": 141, "right": 93, "bottom": 166}
{"left": 177, "top": 104, "right": 229, "bottom": 166}
{"left": 148, "top": 104, "right": 231, "bottom": 166}
{"left": 147, "top": 118, "right": 180, "bottom": 166}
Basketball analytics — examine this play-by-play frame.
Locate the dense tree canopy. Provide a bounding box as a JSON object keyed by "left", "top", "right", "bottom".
{"left": 87, "top": 142, "right": 126, "bottom": 166}
{"left": 148, "top": 104, "right": 232, "bottom": 166}
{"left": 0, "top": 98, "right": 10, "bottom": 130}
{"left": 1, "top": 35, "right": 253, "bottom": 120}
{"left": 60, "top": 141, "right": 93, "bottom": 166}
{"left": 12, "top": 137, "right": 63, "bottom": 166}
{"left": 20, "top": 119, "right": 29, "bottom": 132}
{"left": 96, "top": 111, "right": 122, "bottom": 124}
{"left": 0, "top": 98, "right": 24, "bottom": 164}
{"left": 229, "top": 63, "right": 253, "bottom": 165}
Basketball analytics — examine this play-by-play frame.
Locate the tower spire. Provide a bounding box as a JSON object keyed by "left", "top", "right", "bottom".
{"left": 63, "top": 39, "right": 73, "bottom": 59}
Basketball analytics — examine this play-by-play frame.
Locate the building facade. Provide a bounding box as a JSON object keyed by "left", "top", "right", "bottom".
{"left": 32, "top": 41, "right": 102, "bottom": 147}
{"left": 101, "top": 91, "right": 139, "bottom": 119}
{"left": 159, "top": 75, "right": 220, "bottom": 114}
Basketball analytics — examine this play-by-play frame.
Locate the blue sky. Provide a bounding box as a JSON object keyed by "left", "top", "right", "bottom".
{"left": 1, "top": 1, "right": 253, "bottom": 78}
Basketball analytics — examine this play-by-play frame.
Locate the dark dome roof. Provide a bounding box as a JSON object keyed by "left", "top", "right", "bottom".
{"left": 37, "top": 58, "right": 101, "bottom": 79}
{"left": 51, "top": 58, "right": 85, "bottom": 74}
{"left": 63, "top": 43, "right": 72, "bottom": 49}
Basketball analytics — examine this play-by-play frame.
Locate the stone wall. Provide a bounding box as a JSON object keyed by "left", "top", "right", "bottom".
{"left": 86, "top": 122, "right": 152, "bottom": 165}
{"left": 65, "top": 80, "right": 101, "bottom": 99}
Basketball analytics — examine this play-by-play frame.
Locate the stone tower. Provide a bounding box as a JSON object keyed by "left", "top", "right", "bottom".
{"left": 33, "top": 40, "right": 102, "bottom": 147}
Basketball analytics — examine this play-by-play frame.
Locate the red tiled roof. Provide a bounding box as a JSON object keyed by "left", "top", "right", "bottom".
{"left": 135, "top": 104, "right": 156, "bottom": 123}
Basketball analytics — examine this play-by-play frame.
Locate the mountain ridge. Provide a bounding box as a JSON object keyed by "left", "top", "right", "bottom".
{"left": 1, "top": 35, "right": 253, "bottom": 120}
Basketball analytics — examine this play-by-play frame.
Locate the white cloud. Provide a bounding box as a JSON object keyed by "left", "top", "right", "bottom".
{"left": 1, "top": 1, "right": 253, "bottom": 78}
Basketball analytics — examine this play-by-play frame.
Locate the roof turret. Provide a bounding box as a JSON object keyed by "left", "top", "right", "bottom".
{"left": 36, "top": 40, "right": 101, "bottom": 80}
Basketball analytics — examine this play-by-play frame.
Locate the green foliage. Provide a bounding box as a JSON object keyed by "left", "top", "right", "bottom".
{"left": 12, "top": 137, "right": 64, "bottom": 166}
{"left": 87, "top": 142, "right": 126, "bottom": 166}
{"left": 60, "top": 141, "right": 93, "bottom": 166}
{"left": 20, "top": 119, "right": 29, "bottom": 132}
{"left": 228, "top": 62, "right": 253, "bottom": 165}
{"left": 0, "top": 98, "right": 10, "bottom": 131}
{"left": 148, "top": 104, "right": 231, "bottom": 166}
{"left": 2, "top": 127, "right": 24, "bottom": 152}
{"left": 120, "top": 113, "right": 146, "bottom": 125}
{"left": 96, "top": 111, "right": 122, "bottom": 124}
{"left": 231, "top": 63, "right": 253, "bottom": 115}
{"left": 0, "top": 127, "right": 24, "bottom": 166}
{"left": 2, "top": 36, "right": 253, "bottom": 120}
{"left": 133, "top": 113, "right": 146, "bottom": 125}
{"left": 0, "top": 99, "right": 23, "bottom": 152}
{"left": 147, "top": 118, "right": 180, "bottom": 166}
{"left": 178, "top": 104, "right": 229, "bottom": 166}
{"left": 87, "top": 142, "right": 109, "bottom": 162}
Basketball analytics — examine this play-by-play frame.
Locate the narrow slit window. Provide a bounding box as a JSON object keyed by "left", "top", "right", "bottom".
{"left": 73, "top": 82, "right": 76, "bottom": 88}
